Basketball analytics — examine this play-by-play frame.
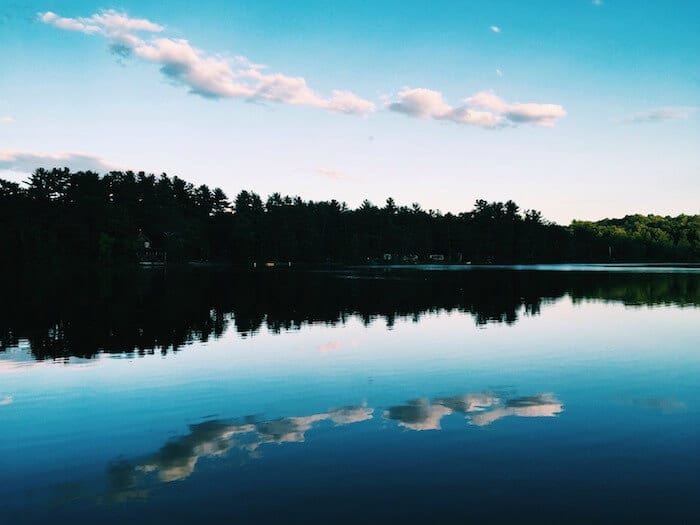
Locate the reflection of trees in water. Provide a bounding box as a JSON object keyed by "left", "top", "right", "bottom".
{"left": 1, "top": 268, "right": 698, "bottom": 360}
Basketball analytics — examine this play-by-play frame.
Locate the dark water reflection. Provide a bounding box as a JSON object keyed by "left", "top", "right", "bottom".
{"left": 2, "top": 266, "right": 699, "bottom": 360}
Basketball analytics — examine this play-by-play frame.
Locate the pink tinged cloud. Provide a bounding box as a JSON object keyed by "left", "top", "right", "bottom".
{"left": 38, "top": 10, "right": 376, "bottom": 117}
{"left": 40, "top": 10, "right": 163, "bottom": 35}
{"left": 317, "top": 168, "right": 350, "bottom": 181}
{"left": 0, "top": 150, "right": 120, "bottom": 173}
{"left": 388, "top": 88, "right": 566, "bottom": 128}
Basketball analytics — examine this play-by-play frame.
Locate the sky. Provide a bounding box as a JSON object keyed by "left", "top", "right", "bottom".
{"left": 0, "top": 0, "right": 698, "bottom": 223}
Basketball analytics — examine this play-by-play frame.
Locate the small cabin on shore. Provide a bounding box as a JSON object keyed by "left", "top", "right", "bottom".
{"left": 136, "top": 230, "right": 166, "bottom": 264}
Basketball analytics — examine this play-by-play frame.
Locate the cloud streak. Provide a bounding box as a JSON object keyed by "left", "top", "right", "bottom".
{"left": 0, "top": 150, "right": 120, "bottom": 173}
{"left": 1, "top": 116, "right": 15, "bottom": 123}
{"left": 39, "top": 10, "right": 375, "bottom": 116}
{"left": 388, "top": 88, "right": 566, "bottom": 128}
{"left": 620, "top": 106, "right": 697, "bottom": 124}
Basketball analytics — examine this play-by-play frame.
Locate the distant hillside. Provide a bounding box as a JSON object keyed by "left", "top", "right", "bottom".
{"left": 571, "top": 214, "right": 699, "bottom": 261}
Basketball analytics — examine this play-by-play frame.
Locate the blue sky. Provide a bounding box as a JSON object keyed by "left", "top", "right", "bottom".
{"left": 1, "top": 0, "right": 698, "bottom": 223}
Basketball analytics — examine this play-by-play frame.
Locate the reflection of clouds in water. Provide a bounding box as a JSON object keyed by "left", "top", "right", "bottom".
{"left": 318, "top": 340, "right": 344, "bottom": 353}
{"left": 252, "top": 405, "right": 373, "bottom": 446}
{"left": 0, "top": 395, "right": 13, "bottom": 406}
{"left": 383, "top": 399, "right": 453, "bottom": 431}
{"left": 107, "top": 404, "right": 374, "bottom": 496}
{"left": 317, "top": 338, "right": 360, "bottom": 354}
{"left": 254, "top": 414, "right": 328, "bottom": 445}
{"left": 384, "top": 392, "right": 563, "bottom": 430}
{"left": 434, "top": 392, "right": 499, "bottom": 414}
{"left": 470, "top": 393, "right": 563, "bottom": 427}
{"left": 106, "top": 459, "right": 151, "bottom": 503}
{"left": 328, "top": 405, "right": 373, "bottom": 425}
{"left": 104, "top": 391, "right": 561, "bottom": 501}
{"left": 138, "top": 420, "right": 244, "bottom": 482}
{"left": 627, "top": 397, "right": 686, "bottom": 413}
{"left": 0, "top": 350, "right": 100, "bottom": 371}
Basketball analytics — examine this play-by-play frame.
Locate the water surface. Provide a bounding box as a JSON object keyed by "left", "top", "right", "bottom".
{"left": 1, "top": 267, "right": 698, "bottom": 524}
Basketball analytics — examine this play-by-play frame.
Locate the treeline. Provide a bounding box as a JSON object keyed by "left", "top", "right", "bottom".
{"left": 1, "top": 168, "right": 698, "bottom": 268}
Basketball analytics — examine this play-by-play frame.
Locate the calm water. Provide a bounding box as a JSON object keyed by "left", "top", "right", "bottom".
{"left": 1, "top": 267, "right": 698, "bottom": 524}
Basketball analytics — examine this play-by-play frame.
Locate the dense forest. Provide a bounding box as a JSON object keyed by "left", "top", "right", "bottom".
{"left": 1, "top": 167, "right": 698, "bottom": 268}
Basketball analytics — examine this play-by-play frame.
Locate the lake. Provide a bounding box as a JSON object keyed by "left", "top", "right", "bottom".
{"left": 1, "top": 266, "right": 698, "bottom": 524}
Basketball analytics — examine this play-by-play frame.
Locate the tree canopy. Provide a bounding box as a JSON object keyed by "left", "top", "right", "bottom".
{"left": 1, "top": 167, "right": 698, "bottom": 269}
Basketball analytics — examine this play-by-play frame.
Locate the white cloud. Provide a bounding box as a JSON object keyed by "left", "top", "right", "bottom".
{"left": 593, "top": 0, "right": 603, "bottom": 6}
{"left": 387, "top": 88, "right": 452, "bottom": 118}
{"left": 326, "top": 90, "right": 377, "bottom": 116}
{"left": 0, "top": 150, "right": 120, "bottom": 173}
{"left": 0, "top": 116, "right": 15, "bottom": 123}
{"left": 39, "top": 10, "right": 375, "bottom": 116}
{"left": 0, "top": 395, "right": 13, "bottom": 406}
{"left": 39, "top": 11, "right": 101, "bottom": 34}
{"left": 38, "top": 10, "right": 569, "bottom": 129}
{"left": 39, "top": 10, "right": 162, "bottom": 35}
{"left": 388, "top": 88, "right": 566, "bottom": 128}
{"left": 620, "top": 106, "right": 697, "bottom": 124}
{"left": 88, "top": 10, "right": 164, "bottom": 33}
{"left": 496, "top": 68, "right": 503, "bottom": 77}
{"left": 467, "top": 91, "right": 567, "bottom": 127}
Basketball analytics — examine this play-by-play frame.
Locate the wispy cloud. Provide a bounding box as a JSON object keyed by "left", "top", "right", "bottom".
{"left": 39, "top": 10, "right": 375, "bottom": 116}
{"left": 0, "top": 150, "right": 120, "bottom": 173}
{"left": 388, "top": 88, "right": 566, "bottom": 128}
{"left": 0, "top": 395, "right": 13, "bottom": 406}
{"left": 592, "top": 0, "right": 603, "bottom": 6}
{"left": 495, "top": 69, "right": 503, "bottom": 77}
{"left": 0, "top": 116, "right": 15, "bottom": 123}
{"left": 317, "top": 167, "right": 351, "bottom": 180}
{"left": 490, "top": 25, "right": 501, "bottom": 33}
{"left": 620, "top": 106, "right": 697, "bottom": 124}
